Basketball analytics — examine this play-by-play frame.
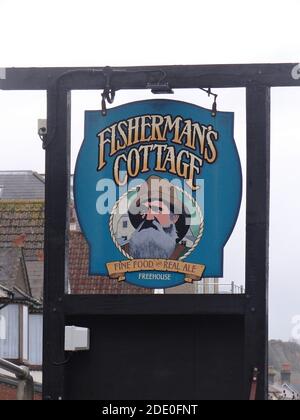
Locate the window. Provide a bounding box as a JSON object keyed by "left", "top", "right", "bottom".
{"left": 0, "top": 315, "right": 6, "bottom": 340}
{"left": 0, "top": 305, "right": 19, "bottom": 358}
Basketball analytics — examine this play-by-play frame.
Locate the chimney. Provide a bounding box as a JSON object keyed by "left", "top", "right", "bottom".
{"left": 281, "top": 363, "right": 291, "bottom": 385}
{"left": 268, "top": 366, "right": 276, "bottom": 385}
{"left": 13, "top": 233, "right": 27, "bottom": 248}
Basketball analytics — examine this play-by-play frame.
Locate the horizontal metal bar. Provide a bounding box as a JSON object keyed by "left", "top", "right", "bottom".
{"left": 1, "top": 63, "right": 300, "bottom": 90}
{"left": 63, "top": 294, "right": 247, "bottom": 316}
{"left": 0, "top": 358, "right": 30, "bottom": 379}
{"left": 207, "top": 283, "right": 243, "bottom": 287}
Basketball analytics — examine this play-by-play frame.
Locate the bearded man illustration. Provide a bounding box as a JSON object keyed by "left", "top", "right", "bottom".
{"left": 122, "top": 176, "right": 191, "bottom": 260}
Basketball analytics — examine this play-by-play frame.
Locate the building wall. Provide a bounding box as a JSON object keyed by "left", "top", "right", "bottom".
{"left": 197, "top": 278, "right": 219, "bottom": 294}
{"left": 0, "top": 383, "right": 17, "bottom": 400}
{"left": 0, "top": 382, "right": 42, "bottom": 400}
{"left": 164, "top": 278, "right": 219, "bottom": 294}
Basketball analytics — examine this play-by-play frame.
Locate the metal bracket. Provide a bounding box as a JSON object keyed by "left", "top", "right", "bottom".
{"left": 199, "top": 87, "right": 218, "bottom": 117}
{"left": 146, "top": 69, "right": 174, "bottom": 94}
{"left": 100, "top": 67, "right": 174, "bottom": 116}
{"left": 101, "top": 67, "right": 116, "bottom": 116}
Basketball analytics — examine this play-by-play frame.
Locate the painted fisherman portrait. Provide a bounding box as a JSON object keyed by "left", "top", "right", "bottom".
{"left": 120, "top": 176, "right": 191, "bottom": 260}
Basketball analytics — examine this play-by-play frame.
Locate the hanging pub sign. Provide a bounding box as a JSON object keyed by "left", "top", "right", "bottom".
{"left": 74, "top": 99, "right": 242, "bottom": 289}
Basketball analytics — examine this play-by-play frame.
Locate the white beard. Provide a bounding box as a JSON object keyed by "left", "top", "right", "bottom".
{"left": 129, "top": 220, "right": 178, "bottom": 259}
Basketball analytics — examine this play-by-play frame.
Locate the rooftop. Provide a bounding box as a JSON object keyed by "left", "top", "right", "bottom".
{"left": 0, "top": 248, "right": 31, "bottom": 298}
{"left": 69, "top": 231, "right": 153, "bottom": 294}
{"left": 0, "top": 200, "right": 44, "bottom": 260}
{"left": 0, "top": 200, "right": 44, "bottom": 301}
{"left": 0, "top": 171, "right": 44, "bottom": 200}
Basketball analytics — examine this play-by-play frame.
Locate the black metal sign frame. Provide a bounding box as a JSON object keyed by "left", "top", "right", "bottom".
{"left": 1, "top": 63, "right": 297, "bottom": 400}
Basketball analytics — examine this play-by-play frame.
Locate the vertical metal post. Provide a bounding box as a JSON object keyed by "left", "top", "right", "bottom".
{"left": 245, "top": 85, "right": 270, "bottom": 400}
{"left": 43, "top": 83, "right": 71, "bottom": 400}
{"left": 16, "top": 367, "right": 34, "bottom": 400}
{"left": 231, "top": 281, "right": 235, "bottom": 294}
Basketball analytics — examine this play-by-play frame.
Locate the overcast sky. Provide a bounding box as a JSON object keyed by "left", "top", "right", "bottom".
{"left": 0, "top": 0, "right": 300, "bottom": 340}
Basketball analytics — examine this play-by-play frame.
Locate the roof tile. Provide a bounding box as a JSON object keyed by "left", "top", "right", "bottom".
{"left": 69, "top": 231, "right": 153, "bottom": 294}
{"left": 0, "top": 201, "right": 45, "bottom": 256}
